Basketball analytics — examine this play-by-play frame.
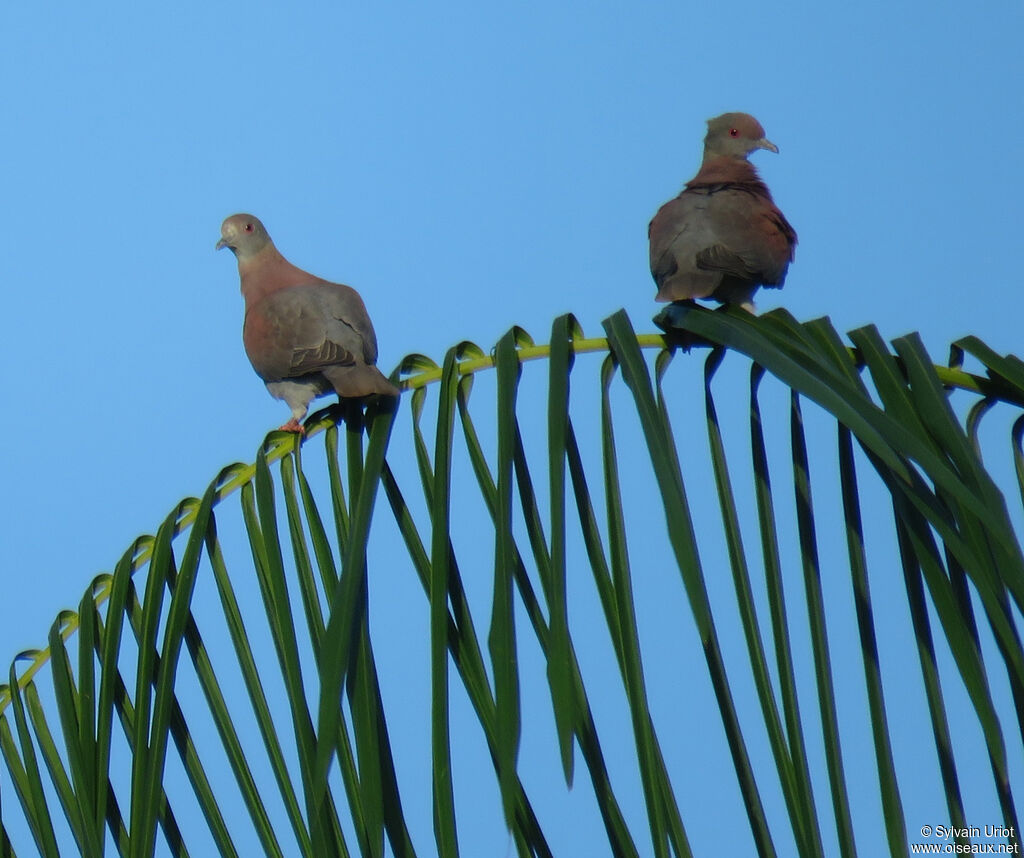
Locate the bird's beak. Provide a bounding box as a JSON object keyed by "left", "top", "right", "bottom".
{"left": 215, "top": 237, "right": 229, "bottom": 251}
{"left": 756, "top": 138, "right": 780, "bottom": 154}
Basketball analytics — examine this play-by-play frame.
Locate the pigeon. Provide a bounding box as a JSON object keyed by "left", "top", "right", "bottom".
{"left": 217, "top": 213, "right": 399, "bottom": 433}
{"left": 649, "top": 112, "right": 797, "bottom": 311}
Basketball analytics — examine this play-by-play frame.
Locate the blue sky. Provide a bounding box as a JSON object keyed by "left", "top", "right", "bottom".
{"left": 2, "top": 0, "right": 1023, "bottom": 854}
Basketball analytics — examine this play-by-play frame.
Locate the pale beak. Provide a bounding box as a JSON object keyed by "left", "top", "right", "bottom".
{"left": 757, "top": 138, "right": 779, "bottom": 154}
{"left": 215, "top": 237, "right": 229, "bottom": 250}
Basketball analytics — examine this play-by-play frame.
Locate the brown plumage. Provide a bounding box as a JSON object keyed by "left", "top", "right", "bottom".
{"left": 217, "top": 213, "right": 398, "bottom": 433}
{"left": 649, "top": 112, "right": 797, "bottom": 310}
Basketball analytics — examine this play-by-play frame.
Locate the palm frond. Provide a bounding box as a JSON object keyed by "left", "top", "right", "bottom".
{"left": 2, "top": 306, "right": 1022, "bottom": 856}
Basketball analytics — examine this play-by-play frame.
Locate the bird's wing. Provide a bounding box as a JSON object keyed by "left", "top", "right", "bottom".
{"left": 648, "top": 192, "right": 713, "bottom": 287}
{"left": 318, "top": 282, "right": 379, "bottom": 364}
{"left": 244, "top": 283, "right": 378, "bottom": 381}
{"left": 698, "top": 187, "right": 797, "bottom": 286}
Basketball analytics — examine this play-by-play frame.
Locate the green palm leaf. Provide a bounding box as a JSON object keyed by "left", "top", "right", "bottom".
{"left": 2, "top": 306, "right": 1022, "bottom": 856}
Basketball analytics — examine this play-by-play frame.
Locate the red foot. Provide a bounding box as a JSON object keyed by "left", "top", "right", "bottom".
{"left": 278, "top": 418, "right": 305, "bottom": 434}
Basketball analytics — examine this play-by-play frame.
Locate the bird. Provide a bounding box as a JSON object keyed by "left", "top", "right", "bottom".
{"left": 217, "top": 213, "right": 399, "bottom": 433}
{"left": 648, "top": 112, "right": 797, "bottom": 312}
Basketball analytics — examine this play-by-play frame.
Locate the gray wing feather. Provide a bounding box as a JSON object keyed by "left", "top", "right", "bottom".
{"left": 245, "top": 283, "right": 380, "bottom": 381}
{"left": 649, "top": 193, "right": 721, "bottom": 299}
{"left": 649, "top": 186, "right": 793, "bottom": 299}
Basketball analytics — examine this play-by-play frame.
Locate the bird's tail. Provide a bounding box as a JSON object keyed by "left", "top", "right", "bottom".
{"left": 322, "top": 364, "right": 400, "bottom": 399}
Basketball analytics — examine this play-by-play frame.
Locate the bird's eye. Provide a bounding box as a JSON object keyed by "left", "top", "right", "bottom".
{"left": 244, "top": 223, "right": 254, "bottom": 232}
{"left": 729, "top": 128, "right": 739, "bottom": 137}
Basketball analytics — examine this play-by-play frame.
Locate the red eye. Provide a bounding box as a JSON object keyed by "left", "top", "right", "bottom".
{"left": 244, "top": 223, "right": 254, "bottom": 232}
{"left": 729, "top": 128, "right": 739, "bottom": 137}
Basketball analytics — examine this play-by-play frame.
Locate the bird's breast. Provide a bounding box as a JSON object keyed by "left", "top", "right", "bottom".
{"left": 242, "top": 307, "right": 286, "bottom": 380}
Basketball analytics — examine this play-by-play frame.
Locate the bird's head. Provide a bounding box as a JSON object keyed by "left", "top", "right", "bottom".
{"left": 216, "top": 214, "right": 272, "bottom": 258}
{"left": 703, "top": 112, "right": 779, "bottom": 161}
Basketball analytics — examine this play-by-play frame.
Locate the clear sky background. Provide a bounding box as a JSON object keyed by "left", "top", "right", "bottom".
{"left": 2, "top": 1, "right": 1023, "bottom": 855}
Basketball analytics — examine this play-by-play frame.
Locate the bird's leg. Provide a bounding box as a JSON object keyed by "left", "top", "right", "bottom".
{"left": 653, "top": 300, "right": 707, "bottom": 351}
{"left": 275, "top": 397, "right": 311, "bottom": 434}
{"left": 278, "top": 417, "right": 306, "bottom": 434}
